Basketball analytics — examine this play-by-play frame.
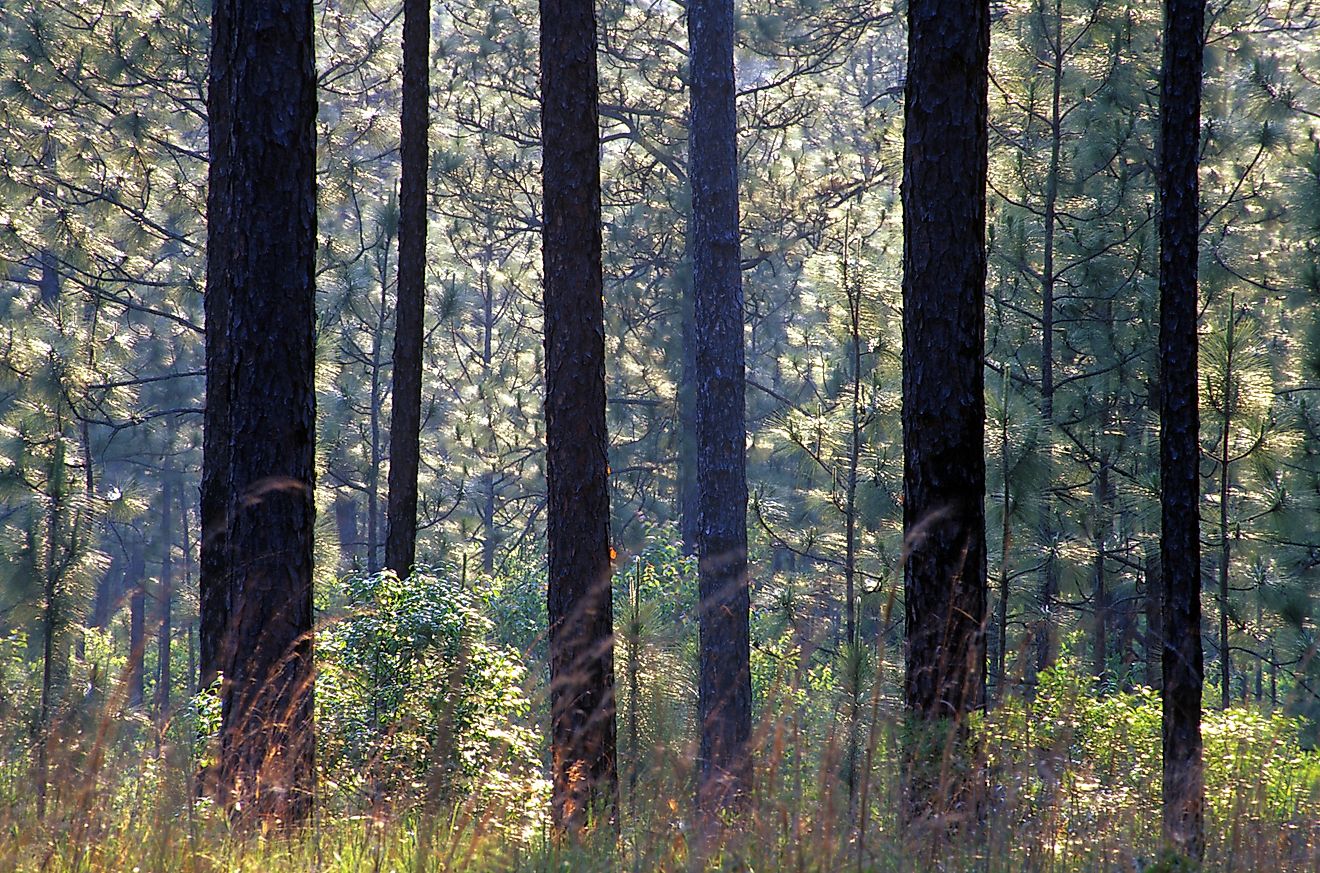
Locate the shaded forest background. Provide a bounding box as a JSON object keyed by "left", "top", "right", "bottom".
{"left": 0, "top": 0, "right": 1319, "bottom": 868}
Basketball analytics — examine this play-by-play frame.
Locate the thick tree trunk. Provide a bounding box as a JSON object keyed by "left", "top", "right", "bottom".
{"left": 540, "top": 0, "right": 618, "bottom": 831}
{"left": 689, "top": 0, "right": 752, "bottom": 821}
{"left": 385, "top": 0, "right": 430, "bottom": 579}
{"left": 201, "top": 0, "right": 318, "bottom": 826}
{"left": 1158, "top": 0, "right": 1206, "bottom": 859}
{"left": 901, "top": 0, "right": 990, "bottom": 830}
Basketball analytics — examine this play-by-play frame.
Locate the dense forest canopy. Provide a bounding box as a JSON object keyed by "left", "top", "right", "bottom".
{"left": 0, "top": 0, "right": 1318, "bottom": 868}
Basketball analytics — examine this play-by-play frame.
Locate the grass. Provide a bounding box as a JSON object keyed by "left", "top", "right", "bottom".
{"left": 1, "top": 656, "right": 1317, "bottom": 873}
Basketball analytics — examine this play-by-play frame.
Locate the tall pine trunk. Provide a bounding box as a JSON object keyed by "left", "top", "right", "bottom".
{"left": 201, "top": 0, "right": 318, "bottom": 826}
{"left": 540, "top": 0, "right": 618, "bottom": 831}
{"left": 1158, "top": 0, "right": 1206, "bottom": 858}
{"left": 156, "top": 477, "right": 173, "bottom": 722}
{"left": 385, "top": 0, "right": 431, "bottom": 579}
{"left": 1217, "top": 297, "right": 1237, "bottom": 710}
{"left": 689, "top": 0, "right": 752, "bottom": 820}
{"left": 1034, "top": 0, "right": 1065, "bottom": 677}
{"left": 900, "top": 0, "right": 990, "bottom": 829}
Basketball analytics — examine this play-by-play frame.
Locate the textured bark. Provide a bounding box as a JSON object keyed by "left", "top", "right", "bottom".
{"left": 540, "top": 0, "right": 618, "bottom": 831}
{"left": 201, "top": 0, "right": 318, "bottom": 826}
{"left": 1158, "top": 0, "right": 1206, "bottom": 859}
{"left": 157, "top": 478, "right": 173, "bottom": 721}
{"left": 385, "top": 0, "right": 430, "bottom": 579}
{"left": 689, "top": 0, "right": 752, "bottom": 820}
{"left": 900, "top": 0, "right": 989, "bottom": 827}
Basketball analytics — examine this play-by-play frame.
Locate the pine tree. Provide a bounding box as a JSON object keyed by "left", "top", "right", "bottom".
{"left": 540, "top": 0, "right": 618, "bottom": 831}
{"left": 901, "top": 0, "right": 990, "bottom": 830}
{"left": 1158, "top": 0, "right": 1206, "bottom": 857}
{"left": 689, "top": 0, "right": 753, "bottom": 820}
{"left": 385, "top": 0, "right": 431, "bottom": 578}
{"left": 200, "top": 0, "right": 318, "bottom": 826}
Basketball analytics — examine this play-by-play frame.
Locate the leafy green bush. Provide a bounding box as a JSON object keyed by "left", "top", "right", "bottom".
{"left": 315, "top": 567, "right": 544, "bottom": 822}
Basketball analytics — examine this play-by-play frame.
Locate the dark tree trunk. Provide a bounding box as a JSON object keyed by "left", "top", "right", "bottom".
{"left": 38, "top": 250, "right": 61, "bottom": 306}
{"left": 900, "top": 0, "right": 989, "bottom": 828}
{"left": 180, "top": 481, "right": 196, "bottom": 697}
{"left": 88, "top": 556, "right": 123, "bottom": 632}
{"left": 1092, "top": 457, "right": 1111, "bottom": 689}
{"left": 994, "top": 369, "right": 1011, "bottom": 703}
{"left": 1034, "top": 10, "right": 1064, "bottom": 677}
{"left": 482, "top": 470, "right": 497, "bottom": 573}
{"left": 1158, "top": 0, "right": 1206, "bottom": 859}
{"left": 688, "top": 0, "right": 752, "bottom": 821}
{"left": 127, "top": 544, "right": 146, "bottom": 709}
{"left": 1217, "top": 299, "right": 1236, "bottom": 711}
{"left": 540, "top": 0, "right": 618, "bottom": 831}
{"left": 385, "top": 0, "right": 430, "bottom": 579}
{"left": 201, "top": 0, "right": 318, "bottom": 826}
{"left": 156, "top": 478, "right": 173, "bottom": 721}
{"left": 333, "top": 492, "right": 359, "bottom": 571}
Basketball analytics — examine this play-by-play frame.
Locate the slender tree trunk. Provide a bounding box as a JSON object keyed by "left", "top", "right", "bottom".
{"left": 201, "top": 0, "right": 318, "bottom": 826}
{"left": 1158, "top": 0, "right": 1206, "bottom": 858}
{"left": 1218, "top": 299, "right": 1236, "bottom": 710}
{"left": 478, "top": 472, "right": 495, "bottom": 573}
{"left": 88, "top": 556, "right": 122, "bottom": 634}
{"left": 540, "top": 0, "right": 618, "bottom": 831}
{"left": 1254, "top": 593, "right": 1263, "bottom": 702}
{"left": 901, "top": 0, "right": 990, "bottom": 831}
{"left": 844, "top": 217, "right": 861, "bottom": 651}
{"left": 180, "top": 481, "right": 196, "bottom": 696}
{"left": 1034, "top": 0, "right": 1064, "bottom": 678}
{"left": 36, "top": 452, "right": 68, "bottom": 820}
{"left": 1269, "top": 648, "right": 1276, "bottom": 709}
{"left": 157, "top": 478, "right": 173, "bottom": 722}
{"left": 626, "top": 563, "right": 641, "bottom": 815}
{"left": 128, "top": 544, "right": 146, "bottom": 709}
{"left": 37, "top": 567, "right": 56, "bottom": 820}
{"left": 385, "top": 0, "right": 431, "bottom": 579}
{"left": 1092, "top": 458, "right": 1110, "bottom": 689}
{"left": 481, "top": 254, "right": 499, "bottom": 574}
{"left": 689, "top": 0, "right": 752, "bottom": 821}
{"left": 333, "top": 492, "right": 359, "bottom": 571}
{"left": 996, "top": 367, "right": 1011, "bottom": 703}
{"left": 368, "top": 279, "right": 386, "bottom": 573}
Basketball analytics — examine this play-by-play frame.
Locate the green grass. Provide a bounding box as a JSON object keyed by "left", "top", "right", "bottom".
{"left": 2, "top": 663, "right": 1317, "bottom": 872}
